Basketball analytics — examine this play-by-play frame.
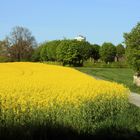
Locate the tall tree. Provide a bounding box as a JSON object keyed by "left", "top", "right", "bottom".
{"left": 99, "top": 42, "right": 116, "bottom": 63}
{"left": 31, "top": 46, "right": 42, "bottom": 62}
{"left": 124, "top": 22, "right": 140, "bottom": 86}
{"left": 7, "top": 26, "right": 36, "bottom": 61}
{"left": 89, "top": 44, "right": 100, "bottom": 62}
{"left": 116, "top": 44, "right": 125, "bottom": 61}
{"left": 124, "top": 23, "right": 140, "bottom": 74}
{"left": 56, "top": 40, "right": 91, "bottom": 66}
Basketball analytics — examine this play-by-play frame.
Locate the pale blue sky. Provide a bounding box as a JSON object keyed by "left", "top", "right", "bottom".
{"left": 0, "top": 0, "right": 140, "bottom": 45}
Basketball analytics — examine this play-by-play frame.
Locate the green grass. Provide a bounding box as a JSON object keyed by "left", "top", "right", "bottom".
{"left": 84, "top": 61, "right": 129, "bottom": 68}
{"left": 75, "top": 67, "right": 140, "bottom": 94}
{"left": 1, "top": 103, "right": 140, "bottom": 140}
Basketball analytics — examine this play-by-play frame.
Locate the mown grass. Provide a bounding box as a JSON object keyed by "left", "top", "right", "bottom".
{"left": 76, "top": 67, "right": 140, "bottom": 94}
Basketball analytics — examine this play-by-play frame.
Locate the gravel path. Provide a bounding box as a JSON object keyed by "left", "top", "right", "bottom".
{"left": 129, "top": 92, "right": 140, "bottom": 107}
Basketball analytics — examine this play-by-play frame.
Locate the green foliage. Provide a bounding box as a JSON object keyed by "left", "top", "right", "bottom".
{"left": 100, "top": 42, "right": 116, "bottom": 63}
{"left": 31, "top": 47, "right": 42, "bottom": 62}
{"left": 57, "top": 40, "right": 78, "bottom": 66}
{"left": 45, "top": 40, "right": 61, "bottom": 61}
{"left": 7, "top": 26, "right": 36, "bottom": 61}
{"left": 40, "top": 43, "right": 48, "bottom": 61}
{"left": 31, "top": 40, "right": 98, "bottom": 66}
{"left": 57, "top": 40, "right": 91, "bottom": 66}
{"left": 40, "top": 40, "right": 61, "bottom": 61}
{"left": 89, "top": 44, "right": 100, "bottom": 61}
{"left": 116, "top": 44, "right": 125, "bottom": 58}
{"left": 124, "top": 23, "right": 140, "bottom": 74}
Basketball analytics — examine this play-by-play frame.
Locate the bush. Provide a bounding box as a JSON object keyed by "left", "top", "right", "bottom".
{"left": 31, "top": 47, "right": 42, "bottom": 62}
{"left": 89, "top": 44, "right": 100, "bottom": 61}
{"left": 116, "top": 44, "right": 125, "bottom": 61}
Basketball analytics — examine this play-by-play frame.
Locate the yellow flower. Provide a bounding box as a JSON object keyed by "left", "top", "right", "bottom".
{"left": 0, "top": 62, "right": 130, "bottom": 127}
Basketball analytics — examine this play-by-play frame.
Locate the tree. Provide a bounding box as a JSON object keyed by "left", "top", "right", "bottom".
{"left": 0, "top": 40, "right": 9, "bottom": 62}
{"left": 31, "top": 46, "right": 42, "bottom": 62}
{"left": 116, "top": 44, "right": 125, "bottom": 61}
{"left": 99, "top": 42, "right": 116, "bottom": 63}
{"left": 124, "top": 23, "right": 140, "bottom": 76}
{"left": 57, "top": 40, "right": 91, "bottom": 66}
{"left": 89, "top": 44, "right": 100, "bottom": 62}
{"left": 40, "top": 43, "right": 48, "bottom": 61}
{"left": 7, "top": 26, "right": 36, "bottom": 61}
{"left": 40, "top": 40, "right": 61, "bottom": 61}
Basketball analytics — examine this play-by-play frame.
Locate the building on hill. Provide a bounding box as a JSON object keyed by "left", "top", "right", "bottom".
{"left": 75, "top": 35, "right": 86, "bottom": 41}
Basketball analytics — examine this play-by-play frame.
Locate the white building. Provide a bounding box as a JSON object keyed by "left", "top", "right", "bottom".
{"left": 75, "top": 35, "right": 86, "bottom": 41}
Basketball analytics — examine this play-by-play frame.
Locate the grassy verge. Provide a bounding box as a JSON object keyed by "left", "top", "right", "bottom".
{"left": 75, "top": 67, "right": 140, "bottom": 94}
{"left": 84, "top": 61, "right": 129, "bottom": 68}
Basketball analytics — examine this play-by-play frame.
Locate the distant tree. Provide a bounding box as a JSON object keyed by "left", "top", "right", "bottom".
{"left": 40, "top": 43, "right": 48, "bottom": 61}
{"left": 31, "top": 46, "right": 42, "bottom": 62}
{"left": 124, "top": 22, "right": 140, "bottom": 76}
{"left": 56, "top": 40, "right": 78, "bottom": 66}
{"left": 89, "top": 44, "right": 100, "bottom": 62}
{"left": 47, "top": 40, "right": 61, "bottom": 61}
{"left": 7, "top": 26, "right": 37, "bottom": 61}
{"left": 57, "top": 40, "right": 91, "bottom": 66}
{"left": 100, "top": 42, "right": 116, "bottom": 63}
{"left": 116, "top": 44, "right": 125, "bottom": 61}
{"left": 40, "top": 40, "right": 61, "bottom": 61}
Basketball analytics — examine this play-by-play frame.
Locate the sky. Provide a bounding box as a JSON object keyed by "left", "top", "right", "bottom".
{"left": 0, "top": 0, "right": 140, "bottom": 45}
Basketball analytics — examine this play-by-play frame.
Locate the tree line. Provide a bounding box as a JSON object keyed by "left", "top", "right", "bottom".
{"left": 0, "top": 26, "right": 125, "bottom": 65}
{"left": 0, "top": 26, "right": 36, "bottom": 62}
{"left": 32, "top": 40, "right": 125, "bottom": 66}
{"left": 0, "top": 23, "right": 140, "bottom": 75}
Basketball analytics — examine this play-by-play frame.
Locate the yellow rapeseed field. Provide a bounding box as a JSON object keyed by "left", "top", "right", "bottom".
{"left": 0, "top": 62, "right": 130, "bottom": 132}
